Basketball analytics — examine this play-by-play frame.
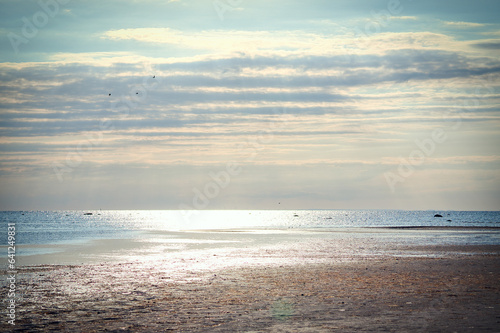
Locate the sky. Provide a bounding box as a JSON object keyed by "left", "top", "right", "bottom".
{"left": 0, "top": 0, "right": 499, "bottom": 211}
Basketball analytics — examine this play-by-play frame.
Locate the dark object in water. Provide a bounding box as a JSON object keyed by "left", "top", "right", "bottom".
{"left": 84, "top": 212, "right": 93, "bottom": 216}
{"left": 447, "top": 219, "right": 452, "bottom": 222}
{"left": 293, "top": 214, "right": 299, "bottom": 217}
{"left": 434, "top": 214, "right": 443, "bottom": 217}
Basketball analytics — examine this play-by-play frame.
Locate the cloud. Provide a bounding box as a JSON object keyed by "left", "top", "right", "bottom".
{"left": 472, "top": 40, "right": 500, "bottom": 50}
{"left": 391, "top": 16, "right": 418, "bottom": 20}
{"left": 102, "top": 28, "right": 184, "bottom": 45}
{"left": 101, "top": 28, "right": 333, "bottom": 55}
{"left": 2, "top": 47, "right": 499, "bottom": 142}
{"left": 99, "top": 28, "right": 485, "bottom": 58}
{"left": 2, "top": 5, "right": 500, "bottom": 210}
{"left": 443, "top": 21, "right": 486, "bottom": 28}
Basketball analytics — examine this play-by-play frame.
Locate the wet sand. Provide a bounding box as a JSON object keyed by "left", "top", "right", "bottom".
{"left": 1, "top": 229, "right": 499, "bottom": 332}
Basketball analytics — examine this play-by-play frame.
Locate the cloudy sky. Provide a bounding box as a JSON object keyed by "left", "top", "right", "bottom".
{"left": 0, "top": 0, "right": 499, "bottom": 210}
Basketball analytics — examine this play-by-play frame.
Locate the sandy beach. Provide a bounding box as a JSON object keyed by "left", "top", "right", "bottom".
{"left": 2, "top": 228, "right": 499, "bottom": 332}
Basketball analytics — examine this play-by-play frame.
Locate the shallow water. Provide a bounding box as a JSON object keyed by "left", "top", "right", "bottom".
{"left": 1, "top": 210, "right": 499, "bottom": 264}
{"left": 5, "top": 227, "right": 500, "bottom": 267}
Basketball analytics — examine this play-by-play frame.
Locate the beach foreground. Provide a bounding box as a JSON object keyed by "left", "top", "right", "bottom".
{"left": 2, "top": 230, "right": 500, "bottom": 332}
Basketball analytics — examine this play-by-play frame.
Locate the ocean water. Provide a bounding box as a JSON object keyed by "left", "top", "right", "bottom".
{"left": 1, "top": 210, "right": 499, "bottom": 260}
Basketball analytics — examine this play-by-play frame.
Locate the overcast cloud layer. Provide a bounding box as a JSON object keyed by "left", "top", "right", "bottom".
{"left": 1, "top": 0, "right": 499, "bottom": 210}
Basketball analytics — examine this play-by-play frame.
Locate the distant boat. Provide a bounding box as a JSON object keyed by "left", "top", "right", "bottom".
{"left": 83, "top": 212, "right": 93, "bottom": 216}
{"left": 434, "top": 214, "right": 443, "bottom": 218}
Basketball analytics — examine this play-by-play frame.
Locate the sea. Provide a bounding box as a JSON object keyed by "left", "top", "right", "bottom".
{"left": 1, "top": 210, "right": 500, "bottom": 264}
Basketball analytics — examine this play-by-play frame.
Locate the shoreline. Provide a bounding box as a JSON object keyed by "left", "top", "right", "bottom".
{"left": 2, "top": 227, "right": 499, "bottom": 331}
{"left": 1, "top": 244, "right": 499, "bottom": 332}
{"left": 4, "top": 226, "right": 500, "bottom": 267}
{"left": 2, "top": 226, "right": 500, "bottom": 266}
